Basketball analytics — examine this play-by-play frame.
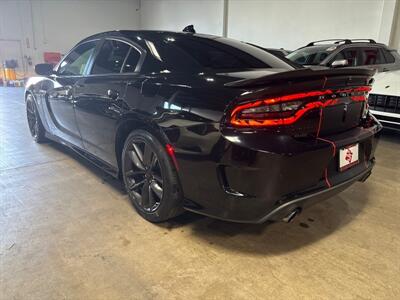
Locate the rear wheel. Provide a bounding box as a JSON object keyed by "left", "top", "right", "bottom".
{"left": 26, "top": 94, "right": 47, "bottom": 143}
{"left": 121, "top": 130, "right": 183, "bottom": 222}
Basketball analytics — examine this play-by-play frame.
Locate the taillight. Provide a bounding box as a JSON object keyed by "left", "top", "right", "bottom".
{"left": 228, "top": 87, "right": 371, "bottom": 127}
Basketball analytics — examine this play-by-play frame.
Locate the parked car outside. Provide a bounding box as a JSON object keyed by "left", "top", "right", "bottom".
{"left": 286, "top": 39, "right": 400, "bottom": 72}
{"left": 26, "top": 31, "right": 381, "bottom": 223}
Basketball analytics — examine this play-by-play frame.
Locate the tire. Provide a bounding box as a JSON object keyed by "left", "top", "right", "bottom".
{"left": 26, "top": 94, "right": 47, "bottom": 143}
{"left": 121, "top": 129, "right": 183, "bottom": 222}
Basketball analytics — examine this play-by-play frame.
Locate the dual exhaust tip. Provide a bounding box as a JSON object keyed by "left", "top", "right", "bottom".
{"left": 282, "top": 208, "right": 302, "bottom": 223}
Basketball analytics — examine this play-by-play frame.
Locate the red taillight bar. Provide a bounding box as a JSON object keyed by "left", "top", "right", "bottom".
{"left": 229, "top": 87, "right": 371, "bottom": 127}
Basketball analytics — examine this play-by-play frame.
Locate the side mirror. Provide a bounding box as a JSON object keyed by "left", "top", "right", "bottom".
{"left": 331, "top": 59, "right": 349, "bottom": 68}
{"left": 35, "top": 63, "right": 55, "bottom": 76}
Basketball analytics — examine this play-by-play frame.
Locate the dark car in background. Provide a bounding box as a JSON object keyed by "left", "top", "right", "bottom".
{"left": 26, "top": 31, "right": 381, "bottom": 223}
{"left": 286, "top": 39, "right": 400, "bottom": 72}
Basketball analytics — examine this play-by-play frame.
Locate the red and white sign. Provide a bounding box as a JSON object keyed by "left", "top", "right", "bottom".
{"left": 339, "top": 144, "right": 359, "bottom": 171}
{"left": 43, "top": 52, "right": 62, "bottom": 65}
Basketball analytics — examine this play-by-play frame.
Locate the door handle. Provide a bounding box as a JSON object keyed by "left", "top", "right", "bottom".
{"left": 57, "top": 86, "right": 72, "bottom": 97}
{"left": 107, "top": 89, "right": 119, "bottom": 100}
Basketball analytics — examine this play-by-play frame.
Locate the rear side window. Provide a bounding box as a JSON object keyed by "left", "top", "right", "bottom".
{"left": 91, "top": 40, "right": 130, "bottom": 74}
{"left": 58, "top": 41, "right": 97, "bottom": 76}
{"left": 139, "top": 36, "right": 294, "bottom": 73}
{"left": 332, "top": 48, "right": 358, "bottom": 66}
{"left": 359, "top": 47, "right": 384, "bottom": 65}
{"left": 122, "top": 48, "right": 141, "bottom": 73}
{"left": 166, "top": 38, "right": 266, "bottom": 69}
{"left": 382, "top": 49, "right": 395, "bottom": 63}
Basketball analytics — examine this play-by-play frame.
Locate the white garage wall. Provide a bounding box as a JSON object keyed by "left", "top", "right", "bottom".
{"left": 33, "top": 0, "right": 140, "bottom": 55}
{"left": 139, "top": 0, "right": 398, "bottom": 50}
{"left": 0, "top": 0, "right": 140, "bottom": 77}
{"left": 228, "top": 0, "right": 394, "bottom": 50}
{"left": 1, "top": 0, "right": 398, "bottom": 80}
{"left": 139, "top": 0, "right": 224, "bottom": 35}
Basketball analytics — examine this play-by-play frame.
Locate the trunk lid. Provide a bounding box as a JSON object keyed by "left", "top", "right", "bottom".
{"left": 223, "top": 67, "right": 376, "bottom": 137}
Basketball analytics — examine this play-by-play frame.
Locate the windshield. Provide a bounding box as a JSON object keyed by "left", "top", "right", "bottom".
{"left": 286, "top": 46, "right": 336, "bottom": 65}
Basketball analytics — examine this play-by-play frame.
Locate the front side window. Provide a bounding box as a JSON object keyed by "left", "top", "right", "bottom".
{"left": 332, "top": 48, "right": 359, "bottom": 66}
{"left": 286, "top": 46, "right": 333, "bottom": 65}
{"left": 91, "top": 40, "right": 130, "bottom": 74}
{"left": 58, "top": 41, "right": 97, "bottom": 76}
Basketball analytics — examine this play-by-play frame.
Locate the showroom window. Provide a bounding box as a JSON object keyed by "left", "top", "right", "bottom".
{"left": 91, "top": 40, "right": 130, "bottom": 74}
{"left": 58, "top": 41, "right": 97, "bottom": 76}
{"left": 122, "top": 48, "right": 141, "bottom": 73}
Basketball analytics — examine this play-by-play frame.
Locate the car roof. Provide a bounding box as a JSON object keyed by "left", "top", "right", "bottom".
{"left": 297, "top": 41, "right": 390, "bottom": 51}
{"left": 78, "top": 30, "right": 219, "bottom": 44}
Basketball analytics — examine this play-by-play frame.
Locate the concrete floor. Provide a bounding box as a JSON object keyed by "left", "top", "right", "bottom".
{"left": 0, "top": 87, "right": 399, "bottom": 300}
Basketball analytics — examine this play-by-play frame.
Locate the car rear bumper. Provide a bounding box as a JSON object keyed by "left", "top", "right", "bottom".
{"left": 174, "top": 120, "right": 382, "bottom": 223}
{"left": 249, "top": 164, "right": 373, "bottom": 223}
{"left": 185, "top": 163, "right": 373, "bottom": 223}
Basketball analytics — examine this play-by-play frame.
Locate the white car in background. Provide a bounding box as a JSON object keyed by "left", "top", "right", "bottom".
{"left": 368, "top": 70, "right": 400, "bottom": 131}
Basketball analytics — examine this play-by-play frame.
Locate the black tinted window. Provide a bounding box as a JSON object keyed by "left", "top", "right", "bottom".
{"left": 91, "top": 40, "right": 130, "bottom": 74}
{"left": 359, "top": 48, "right": 384, "bottom": 65}
{"left": 382, "top": 49, "right": 395, "bottom": 63}
{"left": 169, "top": 38, "right": 266, "bottom": 69}
{"left": 122, "top": 48, "right": 141, "bottom": 72}
{"left": 58, "top": 41, "right": 97, "bottom": 76}
{"left": 139, "top": 36, "right": 294, "bottom": 73}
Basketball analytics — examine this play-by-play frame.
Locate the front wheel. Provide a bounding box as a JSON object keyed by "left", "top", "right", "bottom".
{"left": 121, "top": 130, "right": 183, "bottom": 222}
{"left": 26, "top": 94, "right": 47, "bottom": 143}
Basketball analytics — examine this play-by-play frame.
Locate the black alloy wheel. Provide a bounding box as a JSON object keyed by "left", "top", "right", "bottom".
{"left": 124, "top": 139, "right": 164, "bottom": 212}
{"left": 26, "top": 97, "right": 39, "bottom": 138}
{"left": 26, "top": 94, "right": 46, "bottom": 143}
{"left": 122, "top": 130, "right": 183, "bottom": 222}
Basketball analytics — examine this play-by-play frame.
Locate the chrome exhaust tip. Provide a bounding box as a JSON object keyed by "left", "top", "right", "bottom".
{"left": 282, "top": 208, "right": 301, "bottom": 223}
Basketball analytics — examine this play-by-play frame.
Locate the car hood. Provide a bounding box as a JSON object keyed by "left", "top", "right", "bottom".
{"left": 371, "top": 70, "right": 400, "bottom": 97}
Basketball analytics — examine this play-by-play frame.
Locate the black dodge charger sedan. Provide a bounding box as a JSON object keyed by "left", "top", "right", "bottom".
{"left": 26, "top": 30, "right": 382, "bottom": 223}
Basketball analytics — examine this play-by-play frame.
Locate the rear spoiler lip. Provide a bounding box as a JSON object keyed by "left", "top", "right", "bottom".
{"left": 224, "top": 67, "right": 376, "bottom": 88}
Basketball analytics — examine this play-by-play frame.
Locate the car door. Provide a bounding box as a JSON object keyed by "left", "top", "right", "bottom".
{"left": 45, "top": 40, "right": 98, "bottom": 147}
{"left": 73, "top": 38, "right": 143, "bottom": 167}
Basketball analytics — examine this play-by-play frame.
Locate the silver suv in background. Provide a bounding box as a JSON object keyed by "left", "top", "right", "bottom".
{"left": 286, "top": 39, "right": 400, "bottom": 72}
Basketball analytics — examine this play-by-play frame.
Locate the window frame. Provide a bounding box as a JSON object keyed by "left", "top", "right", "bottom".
{"left": 87, "top": 37, "right": 146, "bottom": 76}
